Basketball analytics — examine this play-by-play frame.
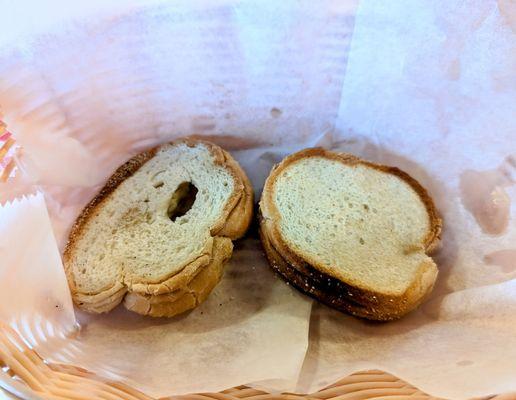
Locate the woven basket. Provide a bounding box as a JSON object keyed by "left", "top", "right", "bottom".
{"left": 0, "top": 322, "right": 510, "bottom": 400}
{"left": 0, "top": 122, "right": 17, "bottom": 182}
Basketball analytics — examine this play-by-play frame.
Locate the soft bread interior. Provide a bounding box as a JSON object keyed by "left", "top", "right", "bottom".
{"left": 271, "top": 156, "right": 437, "bottom": 297}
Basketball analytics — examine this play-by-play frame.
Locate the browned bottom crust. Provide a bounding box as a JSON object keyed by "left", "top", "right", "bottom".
{"left": 259, "top": 223, "right": 389, "bottom": 320}
{"left": 259, "top": 217, "right": 434, "bottom": 321}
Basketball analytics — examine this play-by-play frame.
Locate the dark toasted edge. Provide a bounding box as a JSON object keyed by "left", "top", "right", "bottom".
{"left": 259, "top": 217, "right": 434, "bottom": 320}
{"left": 261, "top": 212, "right": 435, "bottom": 317}
{"left": 259, "top": 147, "right": 442, "bottom": 296}
{"left": 259, "top": 221, "right": 385, "bottom": 320}
{"left": 63, "top": 139, "right": 252, "bottom": 302}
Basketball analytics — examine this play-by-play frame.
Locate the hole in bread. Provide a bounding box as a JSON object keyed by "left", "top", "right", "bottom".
{"left": 359, "top": 237, "right": 365, "bottom": 245}
{"left": 168, "top": 182, "right": 198, "bottom": 222}
{"left": 153, "top": 181, "right": 164, "bottom": 188}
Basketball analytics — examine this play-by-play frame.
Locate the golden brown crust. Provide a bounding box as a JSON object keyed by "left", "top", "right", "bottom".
{"left": 73, "top": 282, "right": 126, "bottom": 304}
{"left": 76, "top": 286, "right": 128, "bottom": 314}
{"left": 63, "top": 139, "right": 253, "bottom": 316}
{"left": 259, "top": 147, "right": 442, "bottom": 320}
{"left": 128, "top": 249, "right": 212, "bottom": 295}
{"left": 124, "top": 237, "right": 233, "bottom": 317}
{"left": 216, "top": 148, "right": 254, "bottom": 240}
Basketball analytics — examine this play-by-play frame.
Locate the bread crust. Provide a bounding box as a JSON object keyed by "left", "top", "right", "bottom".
{"left": 76, "top": 285, "right": 128, "bottom": 314}
{"left": 124, "top": 237, "right": 233, "bottom": 317}
{"left": 63, "top": 139, "right": 252, "bottom": 315}
{"left": 260, "top": 218, "right": 436, "bottom": 320}
{"left": 259, "top": 148, "right": 441, "bottom": 320}
{"left": 259, "top": 222, "right": 379, "bottom": 319}
{"left": 216, "top": 147, "right": 254, "bottom": 240}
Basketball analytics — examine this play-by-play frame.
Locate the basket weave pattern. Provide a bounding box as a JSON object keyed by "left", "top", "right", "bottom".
{"left": 0, "top": 320, "right": 510, "bottom": 400}
{"left": 0, "top": 121, "right": 17, "bottom": 182}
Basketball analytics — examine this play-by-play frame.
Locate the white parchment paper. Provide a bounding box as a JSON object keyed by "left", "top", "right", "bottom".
{"left": 0, "top": 0, "right": 515, "bottom": 399}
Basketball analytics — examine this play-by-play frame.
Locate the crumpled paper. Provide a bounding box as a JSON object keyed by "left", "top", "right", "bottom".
{"left": 0, "top": 0, "right": 515, "bottom": 399}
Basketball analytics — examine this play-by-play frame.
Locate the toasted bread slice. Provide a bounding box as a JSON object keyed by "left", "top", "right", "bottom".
{"left": 63, "top": 139, "right": 253, "bottom": 315}
{"left": 259, "top": 148, "right": 441, "bottom": 320}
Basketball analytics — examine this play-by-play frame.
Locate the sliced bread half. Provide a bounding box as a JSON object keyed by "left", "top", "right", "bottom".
{"left": 259, "top": 148, "right": 441, "bottom": 320}
{"left": 63, "top": 139, "right": 253, "bottom": 316}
